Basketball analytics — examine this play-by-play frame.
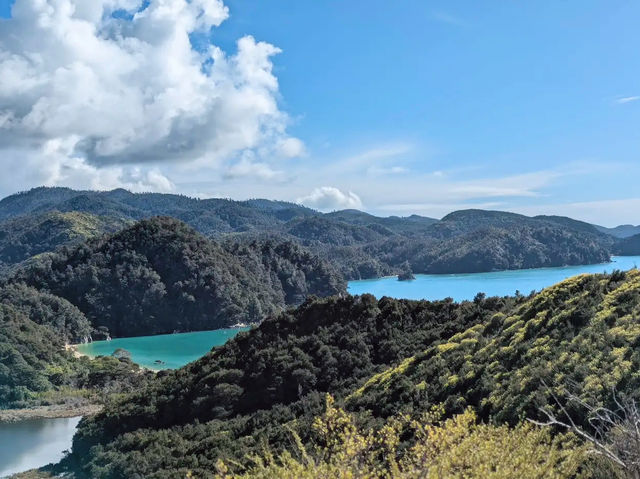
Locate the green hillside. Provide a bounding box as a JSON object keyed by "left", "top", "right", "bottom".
{"left": 7, "top": 217, "right": 345, "bottom": 337}
{"left": 64, "top": 269, "right": 640, "bottom": 478}
{"left": 1, "top": 217, "right": 345, "bottom": 409}
{"left": 349, "top": 269, "right": 640, "bottom": 424}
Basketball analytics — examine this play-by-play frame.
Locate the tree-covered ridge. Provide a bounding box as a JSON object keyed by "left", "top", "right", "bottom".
{"left": 69, "top": 293, "right": 516, "bottom": 477}
{"left": 348, "top": 269, "right": 640, "bottom": 426}
{"left": 222, "top": 238, "right": 345, "bottom": 305}
{"left": 614, "top": 232, "right": 640, "bottom": 256}
{"left": 7, "top": 217, "right": 346, "bottom": 337}
{"left": 596, "top": 223, "right": 640, "bottom": 239}
{"left": 0, "top": 301, "right": 76, "bottom": 406}
{"left": 325, "top": 209, "right": 438, "bottom": 235}
{"left": 412, "top": 225, "right": 611, "bottom": 273}
{"left": 0, "top": 217, "right": 343, "bottom": 409}
{"left": 0, "top": 211, "right": 130, "bottom": 272}
{"left": 381, "top": 210, "right": 613, "bottom": 273}
{"left": 0, "top": 283, "right": 91, "bottom": 343}
{"left": 67, "top": 270, "right": 640, "bottom": 478}
{"left": 0, "top": 187, "right": 626, "bottom": 280}
{"left": 0, "top": 187, "right": 318, "bottom": 236}
{"left": 255, "top": 210, "right": 613, "bottom": 278}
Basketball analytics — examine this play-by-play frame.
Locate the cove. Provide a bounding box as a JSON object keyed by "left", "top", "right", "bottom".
{"left": 0, "top": 416, "right": 80, "bottom": 478}
{"left": 348, "top": 256, "right": 640, "bottom": 302}
{"left": 76, "top": 327, "right": 249, "bottom": 370}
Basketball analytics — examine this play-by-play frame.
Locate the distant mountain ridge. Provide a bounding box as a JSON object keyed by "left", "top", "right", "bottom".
{"left": 0, "top": 187, "right": 635, "bottom": 279}
{"left": 596, "top": 223, "right": 640, "bottom": 238}
{"left": 0, "top": 187, "right": 319, "bottom": 236}
{"left": 615, "top": 232, "right": 640, "bottom": 256}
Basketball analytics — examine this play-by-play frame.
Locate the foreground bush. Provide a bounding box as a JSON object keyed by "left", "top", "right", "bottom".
{"left": 215, "top": 396, "right": 586, "bottom": 479}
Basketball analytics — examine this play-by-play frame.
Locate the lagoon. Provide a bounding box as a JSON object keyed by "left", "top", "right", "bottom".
{"left": 347, "top": 256, "right": 640, "bottom": 302}
{"left": 0, "top": 416, "right": 80, "bottom": 478}
{"left": 76, "top": 327, "right": 249, "bottom": 370}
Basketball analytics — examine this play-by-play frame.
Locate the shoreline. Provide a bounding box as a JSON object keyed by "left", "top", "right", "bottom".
{"left": 0, "top": 403, "right": 102, "bottom": 423}
{"left": 65, "top": 343, "right": 89, "bottom": 359}
{"left": 66, "top": 342, "right": 162, "bottom": 373}
{"left": 348, "top": 256, "right": 637, "bottom": 283}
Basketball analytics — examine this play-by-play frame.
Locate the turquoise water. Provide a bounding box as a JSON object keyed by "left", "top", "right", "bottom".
{"left": 0, "top": 417, "right": 80, "bottom": 478}
{"left": 76, "top": 328, "right": 249, "bottom": 370}
{"left": 347, "top": 256, "right": 640, "bottom": 302}
{"left": 76, "top": 257, "right": 640, "bottom": 369}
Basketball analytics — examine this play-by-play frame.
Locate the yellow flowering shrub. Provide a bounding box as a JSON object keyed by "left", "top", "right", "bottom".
{"left": 214, "top": 395, "right": 586, "bottom": 479}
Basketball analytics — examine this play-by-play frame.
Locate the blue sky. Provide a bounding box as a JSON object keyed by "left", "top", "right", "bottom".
{"left": 0, "top": 0, "right": 639, "bottom": 225}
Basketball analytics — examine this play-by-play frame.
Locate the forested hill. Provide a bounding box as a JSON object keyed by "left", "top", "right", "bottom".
{"left": 0, "top": 211, "right": 130, "bottom": 273}
{"left": 71, "top": 292, "right": 514, "bottom": 478}
{"left": 69, "top": 269, "right": 640, "bottom": 478}
{"left": 6, "top": 217, "right": 345, "bottom": 337}
{"left": 596, "top": 223, "right": 640, "bottom": 238}
{"left": 357, "top": 210, "right": 613, "bottom": 276}
{"left": 614, "top": 232, "right": 640, "bottom": 256}
{"left": 0, "top": 187, "right": 628, "bottom": 279}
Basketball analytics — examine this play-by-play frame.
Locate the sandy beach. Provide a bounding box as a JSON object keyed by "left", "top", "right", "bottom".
{"left": 0, "top": 404, "right": 103, "bottom": 423}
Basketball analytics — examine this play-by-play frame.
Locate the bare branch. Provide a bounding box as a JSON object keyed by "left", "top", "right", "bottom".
{"left": 530, "top": 381, "right": 640, "bottom": 475}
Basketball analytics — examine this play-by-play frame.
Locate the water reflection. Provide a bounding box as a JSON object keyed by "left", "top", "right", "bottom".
{"left": 0, "top": 416, "right": 80, "bottom": 478}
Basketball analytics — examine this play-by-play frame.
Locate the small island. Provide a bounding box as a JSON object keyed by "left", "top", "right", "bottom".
{"left": 398, "top": 261, "right": 415, "bottom": 281}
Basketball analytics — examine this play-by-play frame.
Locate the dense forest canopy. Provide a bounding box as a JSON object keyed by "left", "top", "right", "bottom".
{"left": 0, "top": 211, "right": 130, "bottom": 275}
{"left": 0, "top": 216, "right": 345, "bottom": 409}
{"left": 70, "top": 292, "right": 515, "bottom": 477}
{"left": 614, "top": 233, "right": 640, "bottom": 256}
{"left": 6, "top": 217, "right": 345, "bottom": 337}
{"left": 348, "top": 269, "right": 640, "bottom": 423}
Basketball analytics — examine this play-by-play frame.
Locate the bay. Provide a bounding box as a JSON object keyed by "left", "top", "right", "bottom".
{"left": 76, "top": 327, "right": 249, "bottom": 370}
{"left": 347, "top": 256, "right": 640, "bottom": 301}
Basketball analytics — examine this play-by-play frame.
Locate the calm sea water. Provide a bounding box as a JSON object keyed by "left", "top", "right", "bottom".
{"left": 76, "top": 327, "right": 249, "bottom": 370}
{"left": 347, "top": 256, "right": 640, "bottom": 301}
{"left": 0, "top": 416, "right": 80, "bottom": 478}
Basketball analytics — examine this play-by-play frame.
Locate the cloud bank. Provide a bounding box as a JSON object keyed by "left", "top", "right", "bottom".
{"left": 297, "top": 186, "right": 363, "bottom": 211}
{"left": 0, "top": 0, "right": 302, "bottom": 192}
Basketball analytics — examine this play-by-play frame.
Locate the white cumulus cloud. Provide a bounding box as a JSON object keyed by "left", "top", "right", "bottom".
{"left": 297, "top": 186, "right": 362, "bottom": 211}
{"left": 223, "top": 155, "right": 285, "bottom": 181}
{"left": 0, "top": 0, "right": 302, "bottom": 194}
